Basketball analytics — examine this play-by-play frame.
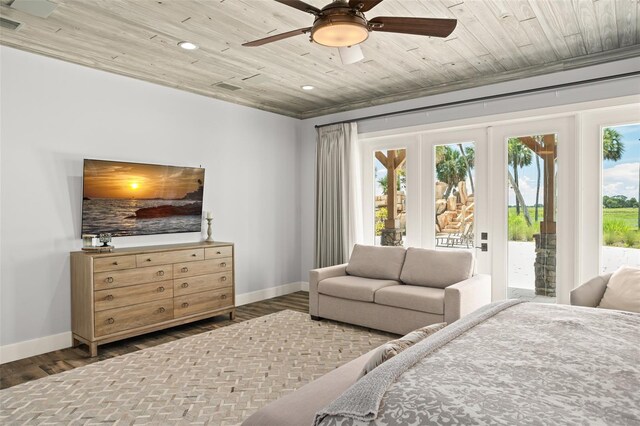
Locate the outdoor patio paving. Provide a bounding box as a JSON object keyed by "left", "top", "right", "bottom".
{"left": 508, "top": 241, "right": 639, "bottom": 302}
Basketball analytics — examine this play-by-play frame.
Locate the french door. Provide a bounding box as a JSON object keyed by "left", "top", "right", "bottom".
{"left": 361, "top": 129, "right": 490, "bottom": 274}
{"left": 489, "top": 117, "right": 577, "bottom": 304}
{"left": 360, "top": 105, "right": 637, "bottom": 305}
{"left": 419, "top": 129, "right": 489, "bottom": 275}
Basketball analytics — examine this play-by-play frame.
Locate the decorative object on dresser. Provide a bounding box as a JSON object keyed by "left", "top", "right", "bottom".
{"left": 70, "top": 241, "right": 235, "bottom": 357}
{"left": 204, "top": 211, "right": 214, "bottom": 242}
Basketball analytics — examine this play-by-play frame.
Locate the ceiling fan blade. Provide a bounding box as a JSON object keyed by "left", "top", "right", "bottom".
{"left": 349, "top": 0, "right": 384, "bottom": 12}
{"left": 369, "top": 17, "right": 457, "bottom": 38}
{"left": 243, "top": 27, "right": 311, "bottom": 47}
{"left": 274, "top": 0, "right": 321, "bottom": 15}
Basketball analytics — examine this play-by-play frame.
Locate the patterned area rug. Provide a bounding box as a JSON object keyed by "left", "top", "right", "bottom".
{"left": 0, "top": 310, "right": 393, "bottom": 425}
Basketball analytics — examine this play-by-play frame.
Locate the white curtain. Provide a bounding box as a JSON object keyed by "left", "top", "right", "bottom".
{"left": 315, "top": 122, "right": 363, "bottom": 268}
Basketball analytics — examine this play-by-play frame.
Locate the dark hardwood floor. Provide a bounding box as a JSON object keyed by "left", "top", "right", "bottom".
{"left": 0, "top": 291, "right": 309, "bottom": 390}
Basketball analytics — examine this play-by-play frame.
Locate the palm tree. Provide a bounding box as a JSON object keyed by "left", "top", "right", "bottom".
{"left": 603, "top": 128, "right": 624, "bottom": 161}
{"left": 436, "top": 146, "right": 468, "bottom": 198}
{"left": 508, "top": 138, "right": 533, "bottom": 216}
{"left": 457, "top": 144, "right": 475, "bottom": 194}
{"left": 602, "top": 127, "right": 634, "bottom": 227}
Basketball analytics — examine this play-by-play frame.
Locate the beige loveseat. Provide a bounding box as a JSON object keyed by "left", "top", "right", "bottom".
{"left": 309, "top": 244, "right": 491, "bottom": 335}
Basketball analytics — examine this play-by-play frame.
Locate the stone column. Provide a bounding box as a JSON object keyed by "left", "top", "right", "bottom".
{"left": 381, "top": 228, "right": 403, "bottom": 246}
{"left": 534, "top": 233, "right": 556, "bottom": 297}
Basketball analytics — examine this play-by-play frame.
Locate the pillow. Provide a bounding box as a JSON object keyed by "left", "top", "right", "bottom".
{"left": 598, "top": 266, "right": 640, "bottom": 313}
{"left": 360, "top": 322, "right": 446, "bottom": 377}
{"left": 346, "top": 244, "right": 407, "bottom": 280}
{"left": 400, "top": 247, "right": 474, "bottom": 288}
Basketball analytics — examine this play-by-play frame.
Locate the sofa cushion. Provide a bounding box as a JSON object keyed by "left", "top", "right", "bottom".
{"left": 346, "top": 244, "right": 407, "bottom": 280}
{"left": 374, "top": 285, "right": 445, "bottom": 315}
{"left": 598, "top": 266, "right": 640, "bottom": 313}
{"left": 400, "top": 247, "right": 474, "bottom": 289}
{"left": 318, "top": 276, "right": 399, "bottom": 302}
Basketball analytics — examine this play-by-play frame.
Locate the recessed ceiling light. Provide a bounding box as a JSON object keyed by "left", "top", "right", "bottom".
{"left": 178, "top": 41, "right": 199, "bottom": 50}
{"left": 301, "top": 85, "right": 315, "bottom": 91}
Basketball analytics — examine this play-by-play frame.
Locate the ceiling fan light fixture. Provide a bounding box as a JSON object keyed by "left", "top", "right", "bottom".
{"left": 338, "top": 44, "right": 364, "bottom": 65}
{"left": 311, "top": 13, "right": 369, "bottom": 47}
{"left": 178, "top": 41, "right": 199, "bottom": 50}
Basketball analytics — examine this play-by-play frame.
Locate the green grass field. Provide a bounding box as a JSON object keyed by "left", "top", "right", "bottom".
{"left": 507, "top": 206, "right": 640, "bottom": 248}
{"left": 603, "top": 208, "right": 640, "bottom": 229}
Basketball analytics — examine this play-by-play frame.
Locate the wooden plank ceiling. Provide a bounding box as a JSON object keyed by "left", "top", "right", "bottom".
{"left": 1, "top": 0, "right": 638, "bottom": 119}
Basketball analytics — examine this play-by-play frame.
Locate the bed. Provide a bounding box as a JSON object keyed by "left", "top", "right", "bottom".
{"left": 243, "top": 301, "right": 640, "bottom": 426}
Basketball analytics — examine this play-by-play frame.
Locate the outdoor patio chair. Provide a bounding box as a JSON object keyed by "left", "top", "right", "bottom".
{"left": 444, "top": 222, "right": 474, "bottom": 248}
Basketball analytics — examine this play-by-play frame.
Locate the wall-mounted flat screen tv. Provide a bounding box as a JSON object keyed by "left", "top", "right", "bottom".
{"left": 82, "top": 159, "right": 205, "bottom": 237}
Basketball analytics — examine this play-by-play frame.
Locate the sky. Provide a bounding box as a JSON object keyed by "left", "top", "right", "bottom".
{"left": 83, "top": 160, "right": 204, "bottom": 199}
{"left": 602, "top": 123, "right": 640, "bottom": 200}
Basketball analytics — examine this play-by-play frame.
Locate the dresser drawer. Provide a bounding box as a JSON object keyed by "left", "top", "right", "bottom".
{"left": 173, "top": 272, "right": 233, "bottom": 296}
{"left": 95, "top": 299, "right": 173, "bottom": 337}
{"left": 136, "top": 248, "right": 204, "bottom": 267}
{"left": 93, "top": 255, "right": 137, "bottom": 272}
{"left": 204, "top": 245, "right": 233, "bottom": 260}
{"left": 94, "top": 264, "right": 173, "bottom": 291}
{"left": 173, "top": 258, "right": 232, "bottom": 278}
{"left": 94, "top": 280, "right": 174, "bottom": 312}
{"left": 174, "top": 287, "right": 233, "bottom": 318}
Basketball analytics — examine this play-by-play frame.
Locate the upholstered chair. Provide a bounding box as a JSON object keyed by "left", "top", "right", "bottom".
{"left": 570, "top": 274, "right": 612, "bottom": 307}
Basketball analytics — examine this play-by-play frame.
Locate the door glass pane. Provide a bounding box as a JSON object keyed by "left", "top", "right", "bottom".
{"left": 374, "top": 149, "right": 406, "bottom": 246}
{"left": 602, "top": 123, "right": 640, "bottom": 272}
{"left": 507, "top": 134, "right": 556, "bottom": 303}
{"left": 434, "top": 142, "right": 475, "bottom": 250}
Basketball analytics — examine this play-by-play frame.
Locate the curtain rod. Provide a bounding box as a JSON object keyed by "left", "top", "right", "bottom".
{"left": 314, "top": 71, "right": 640, "bottom": 129}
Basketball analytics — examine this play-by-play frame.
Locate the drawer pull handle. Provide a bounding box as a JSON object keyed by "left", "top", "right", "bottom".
{"left": 216, "top": 251, "right": 221, "bottom": 255}
{"left": 107, "top": 318, "right": 115, "bottom": 324}
{"left": 191, "top": 253, "right": 197, "bottom": 257}
{"left": 105, "top": 295, "right": 114, "bottom": 301}
{"left": 221, "top": 294, "right": 227, "bottom": 300}
{"left": 158, "top": 286, "right": 165, "bottom": 292}
{"left": 220, "top": 276, "right": 227, "bottom": 282}
{"left": 158, "top": 270, "right": 165, "bottom": 276}
{"left": 113, "top": 261, "right": 118, "bottom": 265}
{"left": 158, "top": 307, "right": 166, "bottom": 313}
{"left": 182, "top": 302, "right": 189, "bottom": 308}
{"left": 181, "top": 282, "right": 189, "bottom": 288}
{"left": 106, "top": 277, "right": 114, "bottom": 284}
{"left": 146, "top": 258, "right": 152, "bottom": 262}
{"left": 220, "top": 262, "right": 227, "bottom": 267}
{"left": 181, "top": 267, "right": 189, "bottom": 273}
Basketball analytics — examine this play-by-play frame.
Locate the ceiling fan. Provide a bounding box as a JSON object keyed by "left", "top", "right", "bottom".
{"left": 242, "top": 0, "right": 457, "bottom": 64}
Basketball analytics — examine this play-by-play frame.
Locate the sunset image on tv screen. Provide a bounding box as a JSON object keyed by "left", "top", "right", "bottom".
{"left": 82, "top": 160, "right": 205, "bottom": 237}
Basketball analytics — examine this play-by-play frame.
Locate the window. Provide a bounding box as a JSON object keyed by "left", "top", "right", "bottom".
{"left": 434, "top": 143, "right": 475, "bottom": 250}
{"left": 374, "top": 149, "right": 406, "bottom": 246}
{"left": 601, "top": 124, "right": 640, "bottom": 273}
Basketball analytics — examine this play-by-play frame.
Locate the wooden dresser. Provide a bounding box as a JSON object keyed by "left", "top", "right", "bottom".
{"left": 70, "top": 241, "right": 235, "bottom": 356}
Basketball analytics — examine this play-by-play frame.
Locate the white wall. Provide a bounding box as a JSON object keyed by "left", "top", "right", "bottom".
{"left": 0, "top": 46, "right": 301, "bottom": 354}
{"left": 297, "top": 57, "right": 640, "bottom": 280}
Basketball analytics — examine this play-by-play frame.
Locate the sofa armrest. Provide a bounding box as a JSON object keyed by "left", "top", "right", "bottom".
{"left": 444, "top": 274, "right": 492, "bottom": 324}
{"left": 309, "top": 264, "right": 348, "bottom": 316}
{"left": 570, "top": 274, "right": 611, "bottom": 307}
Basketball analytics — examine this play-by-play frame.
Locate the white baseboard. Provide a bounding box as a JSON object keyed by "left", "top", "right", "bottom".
{"left": 235, "top": 281, "right": 308, "bottom": 306}
{"left": 1, "top": 282, "right": 310, "bottom": 364}
{"left": 0, "top": 332, "right": 72, "bottom": 364}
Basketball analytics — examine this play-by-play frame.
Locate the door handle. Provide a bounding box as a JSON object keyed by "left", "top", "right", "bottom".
{"left": 475, "top": 243, "right": 488, "bottom": 252}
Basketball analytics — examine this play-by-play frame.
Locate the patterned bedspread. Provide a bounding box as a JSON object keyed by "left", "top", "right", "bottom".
{"left": 318, "top": 303, "right": 640, "bottom": 426}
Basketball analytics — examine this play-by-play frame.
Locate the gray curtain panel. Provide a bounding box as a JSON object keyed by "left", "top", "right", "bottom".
{"left": 315, "top": 123, "right": 360, "bottom": 268}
